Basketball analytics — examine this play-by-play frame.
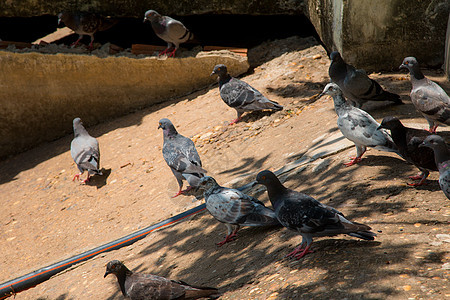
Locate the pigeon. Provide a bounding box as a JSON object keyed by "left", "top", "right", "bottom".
{"left": 58, "top": 12, "right": 117, "bottom": 49}
{"left": 420, "top": 135, "right": 450, "bottom": 199}
{"left": 70, "top": 117, "right": 102, "bottom": 183}
{"left": 211, "top": 64, "right": 283, "bottom": 125}
{"left": 158, "top": 118, "right": 207, "bottom": 197}
{"left": 378, "top": 116, "right": 437, "bottom": 186}
{"left": 104, "top": 260, "right": 220, "bottom": 300}
{"left": 198, "top": 176, "right": 280, "bottom": 246}
{"left": 400, "top": 56, "right": 450, "bottom": 133}
{"left": 329, "top": 51, "right": 402, "bottom": 108}
{"left": 143, "top": 10, "right": 193, "bottom": 57}
{"left": 319, "top": 83, "right": 399, "bottom": 166}
{"left": 254, "top": 170, "right": 376, "bottom": 259}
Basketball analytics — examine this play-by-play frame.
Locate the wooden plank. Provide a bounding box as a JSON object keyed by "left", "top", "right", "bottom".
{"left": 0, "top": 41, "right": 33, "bottom": 49}
{"left": 32, "top": 27, "right": 75, "bottom": 45}
{"left": 131, "top": 44, "right": 166, "bottom": 55}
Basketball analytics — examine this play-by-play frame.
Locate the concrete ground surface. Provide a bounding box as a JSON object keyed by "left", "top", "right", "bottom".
{"left": 0, "top": 36, "right": 449, "bottom": 299}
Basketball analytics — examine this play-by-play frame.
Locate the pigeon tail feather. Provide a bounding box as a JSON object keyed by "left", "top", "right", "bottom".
{"left": 181, "top": 283, "right": 220, "bottom": 299}
{"left": 348, "top": 230, "right": 377, "bottom": 241}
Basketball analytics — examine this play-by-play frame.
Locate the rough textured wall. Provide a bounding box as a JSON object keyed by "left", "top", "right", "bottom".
{"left": 307, "top": 0, "right": 449, "bottom": 70}
{"left": 0, "top": 0, "right": 306, "bottom": 17}
{"left": 0, "top": 51, "right": 248, "bottom": 158}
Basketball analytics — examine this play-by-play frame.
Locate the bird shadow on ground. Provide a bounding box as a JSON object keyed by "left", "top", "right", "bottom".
{"left": 107, "top": 207, "right": 418, "bottom": 299}
{"left": 86, "top": 168, "right": 112, "bottom": 189}
{"left": 267, "top": 81, "right": 326, "bottom": 100}
{"left": 218, "top": 154, "right": 271, "bottom": 177}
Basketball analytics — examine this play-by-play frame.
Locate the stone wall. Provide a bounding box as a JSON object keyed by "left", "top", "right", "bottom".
{"left": 0, "top": 51, "right": 248, "bottom": 158}
{"left": 306, "top": 0, "right": 449, "bottom": 70}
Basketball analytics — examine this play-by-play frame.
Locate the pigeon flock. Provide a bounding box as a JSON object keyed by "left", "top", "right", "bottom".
{"left": 55, "top": 9, "right": 448, "bottom": 299}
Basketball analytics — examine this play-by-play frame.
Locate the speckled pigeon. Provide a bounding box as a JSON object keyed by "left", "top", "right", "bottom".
{"left": 158, "top": 118, "right": 206, "bottom": 197}
{"left": 198, "top": 176, "right": 280, "bottom": 246}
{"left": 329, "top": 51, "right": 402, "bottom": 108}
{"left": 143, "top": 10, "right": 193, "bottom": 57}
{"left": 420, "top": 135, "right": 450, "bottom": 199}
{"left": 211, "top": 64, "right": 283, "bottom": 124}
{"left": 378, "top": 116, "right": 437, "bottom": 186}
{"left": 255, "top": 170, "right": 376, "bottom": 259}
{"left": 319, "top": 83, "right": 399, "bottom": 166}
{"left": 400, "top": 56, "right": 450, "bottom": 133}
{"left": 70, "top": 117, "right": 102, "bottom": 183}
{"left": 58, "top": 12, "right": 117, "bottom": 49}
{"left": 104, "top": 260, "right": 220, "bottom": 300}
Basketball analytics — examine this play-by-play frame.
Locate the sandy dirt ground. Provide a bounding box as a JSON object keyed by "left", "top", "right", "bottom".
{"left": 0, "top": 37, "right": 449, "bottom": 299}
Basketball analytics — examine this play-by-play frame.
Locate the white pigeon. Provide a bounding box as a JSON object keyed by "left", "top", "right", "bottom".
{"left": 319, "top": 83, "right": 399, "bottom": 166}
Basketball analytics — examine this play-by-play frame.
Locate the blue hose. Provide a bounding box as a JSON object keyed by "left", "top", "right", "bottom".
{"left": 0, "top": 204, "right": 206, "bottom": 299}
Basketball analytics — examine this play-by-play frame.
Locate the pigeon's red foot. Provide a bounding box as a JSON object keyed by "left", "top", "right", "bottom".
{"left": 167, "top": 49, "right": 177, "bottom": 58}
{"left": 217, "top": 233, "right": 237, "bottom": 247}
{"left": 72, "top": 174, "right": 81, "bottom": 181}
{"left": 409, "top": 174, "right": 423, "bottom": 180}
{"left": 229, "top": 118, "right": 241, "bottom": 125}
{"left": 293, "top": 245, "right": 314, "bottom": 259}
{"left": 286, "top": 244, "right": 313, "bottom": 259}
{"left": 344, "top": 156, "right": 362, "bottom": 167}
{"left": 171, "top": 186, "right": 193, "bottom": 198}
{"left": 428, "top": 125, "right": 438, "bottom": 133}
{"left": 407, "top": 173, "right": 428, "bottom": 186}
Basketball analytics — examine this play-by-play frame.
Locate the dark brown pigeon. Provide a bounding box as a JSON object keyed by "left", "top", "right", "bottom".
{"left": 58, "top": 12, "right": 117, "bottom": 49}
{"left": 143, "top": 10, "right": 193, "bottom": 57}
{"left": 400, "top": 57, "right": 450, "bottom": 133}
{"left": 378, "top": 116, "right": 437, "bottom": 186}
{"left": 70, "top": 118, "right": 102, "bottom": 183}
{"left": 211, "top": 64, "right": 283, "bottom": 125}
{"left": 420, "top": 135, "right": 450, "bottom": 199}
{"left": 255, "top": 170, "right": 376, "bottom": 259}
{"left": 104, "top": 260, "right": 220, "bottom": 300}
{"left": 158, "top": 118, "right": 207, "bottom": 197}
{"left": 198, "top": 176, "right": 279, "bottom": 246}
{"left": 329, "top": 51, "right": 402, "bottom": 108}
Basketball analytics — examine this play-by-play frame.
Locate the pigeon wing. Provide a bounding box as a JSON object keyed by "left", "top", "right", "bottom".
{"left": 126, "top": 273, "right": 185, "bottom": 299}
{"left": 337, "top": 109, "right": 388, "bottom": 148}
{"left": 163, "top": 17, "right": 191, "bottom": 44}
{"left": 71, "top": 136, "right": 100, "bottom": 171}
{"left": 411, "top": 80, "right": 450, "bottom": 124}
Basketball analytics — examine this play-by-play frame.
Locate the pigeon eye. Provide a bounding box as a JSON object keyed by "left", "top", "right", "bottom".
{"left": 261, "top": 176, "right": 266, "bottom": 180}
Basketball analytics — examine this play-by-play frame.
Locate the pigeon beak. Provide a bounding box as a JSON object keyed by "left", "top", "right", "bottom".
{"left": 157, "top": 124, "right": 162, "bottom": 129}
{"left": 399, "top": 63, "right": 406, "bottom": 70}
{"left": 104, "top": 271, "right": 110, "bottom": 278}
{"left": 210, "top": 71, "right": 216, "bottom": 76}
{"left": 376, "top": 125, "right": 384, "bottom": 130}
{"left": 419, "top": 142, "right": 428, "bottom": 148}
{"left": 318, "top": 92, "right": 325, "bottom": 99}
{"left": 251, "top": 181, "right": 260, "bottom": 188}
{"left": 143, "top": 18, "right": 148, "bottom": 23}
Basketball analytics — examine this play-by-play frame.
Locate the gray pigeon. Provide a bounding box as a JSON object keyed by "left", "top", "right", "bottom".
{"left": 378, "top": 116, "right": 437, "bottom": 186}
{"left": 400, "top": 56, "right": 450, "bottom": 133}
{"left": 158, "top": 118, "right": 207, "bottom": 197}
{"left": 198, "top": 176, "right": 280, "bottom": 246}
{"left": 211, "top": 64, "right": 283, "bottom": 124}
{"left": 58, "top": 12, "right": 117, "bottom": 49}
{"left": 255, "top": 170, "right": 376, "bottom": 259}
{"left": 70, "top": 118, "right": 102, "bottom": 183}
{"left": 143, "top": 10, "right": 193, "bottom": 57}
{"left": 319, "top": 83, "right": 399, "bottom": 166}
{"left": 329, "top": 51, "right": 402, "bottom": 108}
{"left": 104, "top": 260, "right": 220, "bottom": 300}
{"left": 420, "top": 135, "right": 450, "bottom": 199}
